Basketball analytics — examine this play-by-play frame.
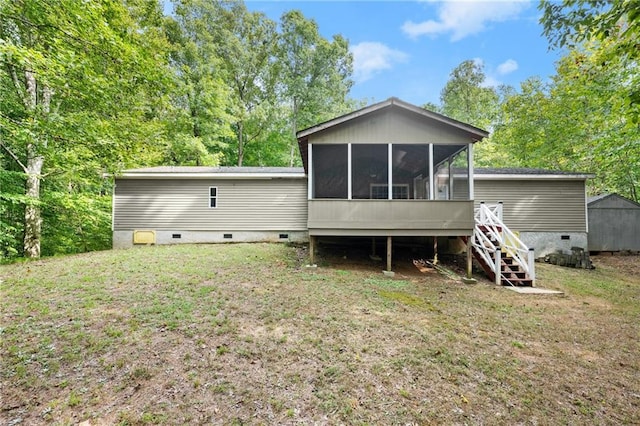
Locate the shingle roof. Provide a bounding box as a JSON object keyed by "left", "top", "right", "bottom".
{"left": 117, "top": 166, "right": 306, "bottom": 179}
{"left": 122, "top": 166, "right": 304, "bottom": 174}
{"left": 475, "top": 167, "right": 592, "bottom": 176}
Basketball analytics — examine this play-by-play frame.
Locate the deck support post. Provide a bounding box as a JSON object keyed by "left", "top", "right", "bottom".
{"left": 386, "top": 236, "right": 392, "bottom": 272}
{"left": 433, "top": 236, "right": 438, "bottom": 264}
{"left": 528, "top": 248, "right": 536, "bottom": 286}
{"left": 309, "top": 236, "right": 316, "bottom": 265}
{"left": 494, "top": 247, "right": 502, "bottom": 285}
{"left": 371, "top": 237, "right": 376, "bottom": 257}
{"left": 466, "top": 238, "right": 473, "bottom": 278}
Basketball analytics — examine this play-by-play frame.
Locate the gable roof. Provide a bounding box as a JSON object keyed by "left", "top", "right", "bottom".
{"left": 297, "top": 97, "right": 489, "bottom": 141}
{"left": 296, "top": 97, "right": 489, "bottom": 172}
{"left": 116, "top": 166, "right": 306, "bottom": 180}
{"left": 588, "top": 193, "right": 640, "bottom": 208}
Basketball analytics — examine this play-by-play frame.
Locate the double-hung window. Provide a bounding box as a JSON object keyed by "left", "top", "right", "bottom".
{"left": 209, "top": 187, "right": 218, "bottom": 208}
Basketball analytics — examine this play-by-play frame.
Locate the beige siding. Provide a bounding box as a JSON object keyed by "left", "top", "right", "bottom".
{"left": 309, "top": 108, "right": 471, "bottom": 145}
{"left": 308, "top": 200, "right": 474, "bottom": 236}
{"left": 475, "top": 179, "right": 587, "bottom": 232}
{"left": 114, "top": 178, "right": 307, "bottom": 231}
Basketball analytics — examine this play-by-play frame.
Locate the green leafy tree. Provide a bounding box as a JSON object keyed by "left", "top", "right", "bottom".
{"left": 165, "top": 0, "right": 234, "bottom": 166}
{"left": 0, "top": 0, "right": 171, "bottom": 258}
{"left": 540, "top": 0, "right": 640, "bottom": 123}
{"left": 204, "top": 1, "right": 279, "bottom": 166}
{"left": 437, "top": 60, "right": 507, "bottom": 166}
{"left": 277, "top": 10, "right": 355, "bottom": 166}
{"left": 440, "top": 60, "right": 499, "bottom": 130}
{"left": 493, "top": 40, "right": 639, "bottom": 200}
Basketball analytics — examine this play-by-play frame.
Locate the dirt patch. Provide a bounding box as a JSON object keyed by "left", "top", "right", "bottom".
{"left": 591, "top": 253, "right": 640, "bottom": 276}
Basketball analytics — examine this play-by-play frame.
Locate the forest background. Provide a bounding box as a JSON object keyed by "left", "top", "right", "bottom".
{"left": 1, "top": 0, "right": 638, "bottom": 260}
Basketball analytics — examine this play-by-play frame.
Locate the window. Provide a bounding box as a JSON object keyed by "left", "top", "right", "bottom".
{"left": 312, "top": 144, "right": 348, "bottom": 198}
{"left": 209, "top": 187, "right": 218, "bottom": 208}
{"left": 370, "top": 184, "right": 409, "bottom": 199}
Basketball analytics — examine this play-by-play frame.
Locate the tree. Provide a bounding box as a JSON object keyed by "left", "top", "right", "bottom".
{"left": 540, "top": 0, "right": 640, "bottom": 123}
{"left": 439, "top": 60, "right": 499, "bottom": 129}
{"left": 203, "top": 1, "right": 279, "bottom": 167}
{"left": 492, "top": 40, "right": 639, "bottom": 200}
{"left": 0, "top": 0, "right": 171, "bottom": 258}
{"left": 165, "top": 0, "right": 234, "bottom": 166}
{"left": 277, "top": 10, "right": 355, "bottom": 166}
{"left": 437, "top": 60, "right": 507, "bottom": 166}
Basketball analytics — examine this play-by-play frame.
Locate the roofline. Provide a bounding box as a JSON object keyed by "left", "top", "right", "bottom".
{"left": 116, "top": 172, "right": 307, "bottom": 180}
{"left": 297, "top": 97, "right": 489, "bottom": 141}
{"left": 473, "top": 173, "right": 595, "bottom": 180}
{"left": 588, "top": 193, "right": 640, "bottom": 207}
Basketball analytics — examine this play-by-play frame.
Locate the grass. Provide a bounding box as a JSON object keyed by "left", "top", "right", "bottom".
{"left": 1, "top": 243, "right": 639, "bottom": 425}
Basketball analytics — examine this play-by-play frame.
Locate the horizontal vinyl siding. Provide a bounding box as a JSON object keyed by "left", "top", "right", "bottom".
{"left": 309, "top": 109, "right": 472, "bottom": 145}
{"left": 475, "top": 180, "right": 587, "bottom": 232}
{"left": 114, "top": 179, "right": 307, "bottom": 231}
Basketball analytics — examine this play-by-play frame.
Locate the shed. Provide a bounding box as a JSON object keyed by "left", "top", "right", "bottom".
{"left": 587, "top": 193, "right": 640, "bottom": 252}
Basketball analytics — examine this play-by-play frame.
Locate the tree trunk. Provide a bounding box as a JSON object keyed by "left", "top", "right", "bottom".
{"left": 237, "top": 121, "right": 244, "bottom": 166}
{"left": 24, "top": 148, "right": 43, "bottom": 258}
{"left": 289, "top": 99, "right": 298, "bottom": 167}
{"left": 22, "top": 71, "right": 49, "bottom": 258}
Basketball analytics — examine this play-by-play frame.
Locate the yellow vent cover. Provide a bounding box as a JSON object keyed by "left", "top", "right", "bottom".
{"left": 133, "top": 230, "right": 156, "bottom": 245}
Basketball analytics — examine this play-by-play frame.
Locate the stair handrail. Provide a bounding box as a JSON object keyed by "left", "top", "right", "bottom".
{"left": 474, "top": 203, "right": 535, "bottom": 285}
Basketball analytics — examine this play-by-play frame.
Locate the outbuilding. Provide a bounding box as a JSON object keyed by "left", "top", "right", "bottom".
{"left": 587, "top": 193, "right": 640, "bottom": 252}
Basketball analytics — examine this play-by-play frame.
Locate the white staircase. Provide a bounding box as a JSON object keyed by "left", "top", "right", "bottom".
{"left": 471, "top": 202, "right": 536, "bottom": 286}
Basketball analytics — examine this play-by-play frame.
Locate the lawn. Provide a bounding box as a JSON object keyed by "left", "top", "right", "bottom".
{"left": 1, "top": 243, "right": 638, "bottom": 425}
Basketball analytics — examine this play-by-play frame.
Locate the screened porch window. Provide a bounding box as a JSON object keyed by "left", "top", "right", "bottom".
{"left": 312, "top": 144, "right": 348, "bottom": 198}
{"left": 353, "top": 144, "right": 387, "bottom": 199}
{"left": 392, "top": 144, "right": 428, "bottom": 199}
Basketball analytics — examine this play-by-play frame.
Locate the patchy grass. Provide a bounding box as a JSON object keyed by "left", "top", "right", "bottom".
{"left": 1, "top": 244, "right": 639, "bottom": 425}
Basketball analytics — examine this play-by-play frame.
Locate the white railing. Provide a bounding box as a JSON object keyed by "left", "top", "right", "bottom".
{"left": 473, "top": 202, "right": 535, "bottom": 286}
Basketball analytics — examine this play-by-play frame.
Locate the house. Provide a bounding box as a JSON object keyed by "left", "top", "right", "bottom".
{"left": 297, "top": 97, "right": 486, "bottom": 275}
{"left": 112, "top": 167, "right": 308, "bottom": 248}
{"left": 112, "top": 98, "right": 594, "bottom": 286}
{"left": 473, "top": 168, "right": 593, "bottom": 257}
{"left": 587, "top": 194, "right": 640, "bottom": 252}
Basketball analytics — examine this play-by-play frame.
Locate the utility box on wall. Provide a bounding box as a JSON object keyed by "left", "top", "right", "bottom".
{"left": 133, "top": 230, "right": 156, "bottom": 245}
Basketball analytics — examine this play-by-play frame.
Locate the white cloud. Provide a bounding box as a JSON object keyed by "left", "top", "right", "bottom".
{"left": 481, "top": 75, "right": 501, "bottom": 88}
{"left": 402, "top": 1, "right": 530, "bottom": 41}
{"left": 497, "top": 59, "right": 518, "bottom": 75}
{"left": 350, "top": 42, "right": 409, "bottom": 83}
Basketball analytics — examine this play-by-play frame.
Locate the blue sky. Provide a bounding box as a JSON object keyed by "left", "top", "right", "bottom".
{"left": 246, "top": 0, "right": 562, "bottom": 106}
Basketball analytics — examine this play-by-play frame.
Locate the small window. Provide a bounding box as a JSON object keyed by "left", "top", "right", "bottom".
{"left": 209, "top": 187, "right": 218, "bottom": 208}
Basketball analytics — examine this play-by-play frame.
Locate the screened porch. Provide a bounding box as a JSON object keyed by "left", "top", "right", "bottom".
{"left": 306, "top": 142, "right": 475, "bottom": 236}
